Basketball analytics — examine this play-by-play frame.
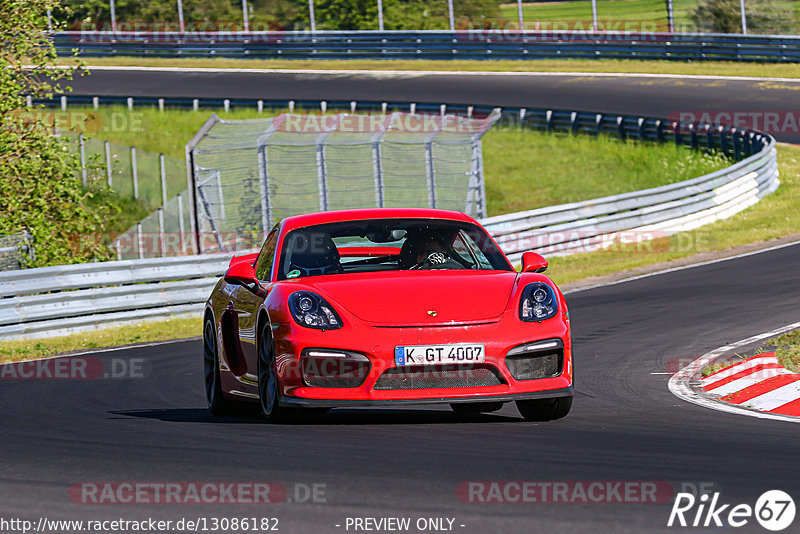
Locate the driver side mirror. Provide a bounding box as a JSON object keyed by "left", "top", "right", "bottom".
{"left": 521, "top": 251, "right": 548, "bottom": 273}
{"left": 225, "top": 260, "right": 258, "bottom": 286}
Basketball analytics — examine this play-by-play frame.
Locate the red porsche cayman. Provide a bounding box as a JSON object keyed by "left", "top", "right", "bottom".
{"left": 203, "top": 208, "right": 573, "bottom": 421}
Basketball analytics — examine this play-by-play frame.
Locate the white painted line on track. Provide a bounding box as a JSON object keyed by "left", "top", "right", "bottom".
{"left": 668, "top": 321, "right": 800, "bottom": 423}
{"left": 76, "top": 65, "right": 800, "bottom": 83}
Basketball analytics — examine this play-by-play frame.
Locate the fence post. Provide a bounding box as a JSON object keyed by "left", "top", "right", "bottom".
{"left": 257, "top": 144, "right": 273, "bottom": 233}
{"left": 242, "top": 0, "right": 250, "bottom": 32}
{"left": 79, "top": 134, "right": 87, "bottom": 186}
{"left": 104, "top": 141, "right": 112, "bottom": 187}
{"left": 178, "top": 0, "right": 185, "bottom": 33}
{"left": 378, "top": 0, "right": 384, "bottom": 30}
{"left": 136, "top": 222, "right": 144, "bottom": 259}
{"left": 160, "top": 154, "right": 168, "bottom": 207}
{"left": 517, "top": 0, "right": 524, "bottom": 31}
{"left": 110, "top": 0, "right": 117, "bottom": 34}
{"left": 158, "top": 208, "right": 166, "bottom": 257}
{"left": 739, "top": 0, "right": 748, "bottom": 34}
{"left": 447, "top": 0, "right": 455, "bottom": 31}
{"left": 308, "top": 0, "right": 316, "bottom": 33}
{"left": 316, "top": 143, "right": 329, "bottom": 211}
{"left": 666, "top": 0, "right": 675, "bottom": 32}
{"left": 591, "top": 0, "right": 598, "bottom": 31}
{"left": 424, "top": 141, "right": 437, "bottom": 208}
{"left": 177, "top": 192, "right": 187, "bottom": 254}
{"left": 372, "top": 141, "right": 385, "bottom": 208}
{"left": 131, "top": 147, "right": 139, "bottom": 199}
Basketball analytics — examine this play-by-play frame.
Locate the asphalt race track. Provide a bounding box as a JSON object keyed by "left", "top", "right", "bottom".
{"left": 3, "top": 68, "right": 799, "bottom": 532}
{"left": 67, "top": 67, "right": 800, "bottom": 142}
{"left": 2, "top": 243, "right": 800, "bottom": 533}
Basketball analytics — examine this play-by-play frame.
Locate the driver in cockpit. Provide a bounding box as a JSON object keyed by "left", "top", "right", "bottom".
{"left": 399, "top": 230, "right": 465, "bottom": 270}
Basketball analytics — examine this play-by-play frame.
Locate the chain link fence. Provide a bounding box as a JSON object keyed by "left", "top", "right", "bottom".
{"left": 109, "top": 110, "right": 499, "bottom": 259}
{"left": 183, "top": 111, "right": 500, "bottom": 255}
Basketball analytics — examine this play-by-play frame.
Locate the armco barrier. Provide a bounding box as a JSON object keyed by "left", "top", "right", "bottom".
{"left": 52, "top": 30, "right": 800, "bottom": 62}
{"left": 1, "top": 100, "right": 778, "bottom": 340}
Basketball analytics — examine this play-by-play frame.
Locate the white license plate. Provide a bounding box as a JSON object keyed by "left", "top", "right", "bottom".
{"left": 394, "top": 344, "right": 485, "bottom": 366}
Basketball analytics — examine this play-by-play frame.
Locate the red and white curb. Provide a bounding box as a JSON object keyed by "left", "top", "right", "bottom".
{"left": 669, "top": 321, "right": 800, "bottom": 423}
{"left": 701, "top": 353, "right": 800, "bottom": 416}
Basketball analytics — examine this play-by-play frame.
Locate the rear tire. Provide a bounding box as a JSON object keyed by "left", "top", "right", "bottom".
{"left": 203, "top": 318, "right": 235, "bottom": 416}
{"left": 450, "top": 402, "right": 504, "bottom": 414}
{"left": 257, "top": 321, "right": 291, "bottom": 422}
{"left": 516, "top": 396, "right": 572, "bottom": 422}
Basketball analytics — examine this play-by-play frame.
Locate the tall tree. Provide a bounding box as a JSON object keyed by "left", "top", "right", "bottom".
{"left": 1, "top": 0, "right": 118, "bottom": 266}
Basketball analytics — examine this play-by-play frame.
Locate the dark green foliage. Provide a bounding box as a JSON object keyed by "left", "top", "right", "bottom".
{"left": 691, "top": 0, "right": 795, "bottom": 34}
{"left": 1, "top": 0, "right": 120, "bottom": 267}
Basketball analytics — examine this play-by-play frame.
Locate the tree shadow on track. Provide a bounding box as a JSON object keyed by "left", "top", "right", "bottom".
{"left": 109, "top": 407, "right": 522, "bottom": 425}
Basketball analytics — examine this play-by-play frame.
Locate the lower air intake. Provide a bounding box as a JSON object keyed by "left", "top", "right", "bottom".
{"left": 505, "top": 352, "right": 562, "bottom": 381}
{"left": 373, "top": 364, "right": 505, "bottom": 390}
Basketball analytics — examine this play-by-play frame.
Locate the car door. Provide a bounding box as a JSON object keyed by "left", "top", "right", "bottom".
{"left": 232, "top": 228, "right": 278, "bottom": 379}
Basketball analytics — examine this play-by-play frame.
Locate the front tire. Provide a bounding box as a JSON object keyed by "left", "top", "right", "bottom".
{"left": 203, "top": 318, "right": 235, "bottom": 416}
{"left": 516, "top": 396, "right": 572, "bottom": 422}
{"left": 257, "top": 321, "right": 290, "bottom": 422}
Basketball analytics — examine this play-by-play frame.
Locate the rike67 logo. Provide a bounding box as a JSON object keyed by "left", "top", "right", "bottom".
{"left": 668, "top": 490, "right": 795, "bottom": 531}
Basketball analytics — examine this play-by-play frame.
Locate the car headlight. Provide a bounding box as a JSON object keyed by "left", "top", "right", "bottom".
{"left": 289, "top": 291, "right": 343, "bottom": 330}
{"left": 519, "top": 283, "right": 558, "bottom": 322}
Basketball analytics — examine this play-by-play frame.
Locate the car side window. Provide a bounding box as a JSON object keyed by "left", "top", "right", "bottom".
{"left": 255, "top": 229, "right": 278, "bottom": 281}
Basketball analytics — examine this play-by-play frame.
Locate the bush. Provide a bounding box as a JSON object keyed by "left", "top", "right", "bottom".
{"left": 0, "top": 0, "right": 120, "bottom": 267}
{"left": 691, "top": 0, "right": 796, "bottom": 34}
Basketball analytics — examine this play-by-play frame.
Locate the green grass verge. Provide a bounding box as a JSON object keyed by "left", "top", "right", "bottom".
{"left": 0, "top": 318, "right": 201, "bottom": 363}
{"left": 769, "top": 329, "right": 800, "bottom": 372}
{"left": 545, "top": 143, "right": 800, "bottom": 287}
{"left": 72, "top": 106, "right": 730, "bottom": 217}
{"left": 65, "top": 57, "right": 800, "bottom": 79}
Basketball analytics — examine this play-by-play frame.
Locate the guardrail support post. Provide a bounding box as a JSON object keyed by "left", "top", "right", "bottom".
{"left": 127, "top": 97, "right": 134, "bottom": 111}
{"left": 60, "top": 96, "right": 67, "bottom": 111}
{"left": 655, "top": 120, "right": 664, "bottom": 143}
{"left": 673, "top": 121, "right": 681, "bottom": 147}
{"left": 616, "top": 116, "right": 627, "bottom": 140}
{"left": 719, "top": 126, "right": 728, "bottom": 155}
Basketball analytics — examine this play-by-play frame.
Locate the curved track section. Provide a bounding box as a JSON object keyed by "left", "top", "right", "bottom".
{"left": 69, "top": 67, "right": 800, "bottom": 142}
{"left": 2, "top": 243, "right": 800, "bottom": 532}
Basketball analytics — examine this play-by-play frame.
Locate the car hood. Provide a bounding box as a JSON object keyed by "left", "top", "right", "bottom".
{"left": 301, "top": 271, "right": 518, "bottom": 325}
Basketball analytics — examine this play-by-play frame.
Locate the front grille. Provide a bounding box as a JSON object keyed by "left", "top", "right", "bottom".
{"left": 373, "top": 364, "right": 505, "bottom": 390}
{"left": 505, "top": 352, "right": 562, "bottom": 380}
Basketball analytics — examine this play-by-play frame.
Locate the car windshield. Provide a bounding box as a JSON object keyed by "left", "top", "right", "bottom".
{"left": 276, "top": 218, "right": 512, "bottom": 280}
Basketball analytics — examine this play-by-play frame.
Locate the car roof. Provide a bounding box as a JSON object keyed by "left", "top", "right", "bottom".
{"left": 279, "top": 208, "right": 478, "bottom": 232}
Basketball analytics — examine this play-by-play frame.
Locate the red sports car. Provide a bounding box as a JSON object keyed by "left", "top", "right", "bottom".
{"left": 203, "top": 208, "right": 573, "bottom": 421}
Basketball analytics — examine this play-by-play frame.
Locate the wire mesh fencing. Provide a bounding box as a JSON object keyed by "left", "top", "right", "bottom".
{"left": 186, "top": 110, "right": 500, "bottom": 254}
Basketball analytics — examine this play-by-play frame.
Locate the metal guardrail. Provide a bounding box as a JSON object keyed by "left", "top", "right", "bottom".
{"left": 3, "top": 98, "right": 778, "bottom": 340}
{"left": 0, "top": 254, "right": 234, "bottom": 339}
{"left": 53, "top": 30, "right": 800, "bottom": 62}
